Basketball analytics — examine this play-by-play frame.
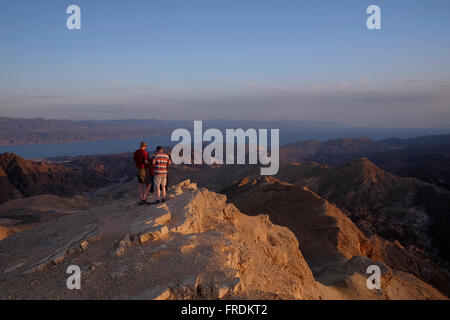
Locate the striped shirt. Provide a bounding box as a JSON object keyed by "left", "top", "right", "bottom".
{"left": 152, "top": 152, "right": 171, "bottom": 175}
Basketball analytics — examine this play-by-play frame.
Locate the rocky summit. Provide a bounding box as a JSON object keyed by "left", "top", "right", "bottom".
{"left": 0, "top": 179, "right": 446, "bottom": 300}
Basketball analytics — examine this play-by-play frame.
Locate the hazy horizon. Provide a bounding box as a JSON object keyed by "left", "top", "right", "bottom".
{"left": 1, "top": 1, "right": 450, "bottom": 127}
{"left": 3, "top": 116, "right": 450, "bottom": 130}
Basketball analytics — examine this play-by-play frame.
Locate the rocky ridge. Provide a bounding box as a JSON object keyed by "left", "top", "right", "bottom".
{"left": 0, "top": 180, "right": 446, "bottom": 300}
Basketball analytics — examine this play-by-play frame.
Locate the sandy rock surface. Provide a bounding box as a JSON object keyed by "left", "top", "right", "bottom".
{"left": 0, "top": 180, "right": 446, "bottom": 300}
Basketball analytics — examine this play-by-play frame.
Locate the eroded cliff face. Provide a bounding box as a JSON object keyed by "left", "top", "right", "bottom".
{"left": 0, "top": 180, "right": 446, "bottom": 300}
{"left": 223, "top": 175, "right": 450, "bottom": 297}
{"left": 0, "top": 153, "right": 112, "bottom": 205}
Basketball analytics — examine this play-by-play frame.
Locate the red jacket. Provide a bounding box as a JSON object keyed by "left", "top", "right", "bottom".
{"left": 133, "top": 149, "right": 148, "bottom": 169}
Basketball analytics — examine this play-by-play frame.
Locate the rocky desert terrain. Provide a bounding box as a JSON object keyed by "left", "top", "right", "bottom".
{"left": 1, "top": 136, "right": 450, "bottom": 300}
{"left": 0, "top": 178, "right": 447, "bottom": 300}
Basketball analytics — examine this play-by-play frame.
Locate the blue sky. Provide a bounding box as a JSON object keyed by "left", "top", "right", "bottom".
{"left": 1, "top": 0, "right": 450, "bottom": 127}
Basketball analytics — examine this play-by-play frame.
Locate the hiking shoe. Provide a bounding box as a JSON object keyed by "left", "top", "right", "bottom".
{"left": 161, "top": 198, "right": 166, "bottom": 203}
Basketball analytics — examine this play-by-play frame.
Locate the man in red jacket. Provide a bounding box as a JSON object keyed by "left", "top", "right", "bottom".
{"left": 133, "top": 141, "right": 151, "bottom": 204}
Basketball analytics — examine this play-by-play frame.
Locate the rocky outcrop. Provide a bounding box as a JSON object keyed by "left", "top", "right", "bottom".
{"left": 224, "top": 176, "right": 371, "bottom": 267}
{"left": 224, "top": 174, "right": 450, "bottom": 297}
{"left": 0, "top": 179, "right": 446, "bottom": 300}
{"left": 269, "top": 159, "right": 450, "bottom": 275}
{"left": 0, "top": 180, "right": 318, "bottom": 299}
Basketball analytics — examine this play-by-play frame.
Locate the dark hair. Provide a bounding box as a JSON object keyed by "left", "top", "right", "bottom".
{"left": 156, "top": 146, "right": 164, "bottom": 151}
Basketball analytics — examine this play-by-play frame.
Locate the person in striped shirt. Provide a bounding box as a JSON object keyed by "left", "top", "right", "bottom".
{"left": 151, "top": 146, "right": 172, "bottom": 204}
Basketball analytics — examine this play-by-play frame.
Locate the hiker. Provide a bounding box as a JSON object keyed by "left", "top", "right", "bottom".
{"left": 149, "top": 149, "right": 171, "bottom": 194}
{"left": 133, "top": 141, "right": 151, "bottom": 204}
{"left": 151, "top": 146, "right": 171, "bottom": 204}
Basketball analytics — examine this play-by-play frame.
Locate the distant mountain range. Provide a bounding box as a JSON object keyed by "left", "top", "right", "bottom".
{"left": 0, "top": 117, "right": 350, "bottom": 146}
{"left": 280, "top": 135, "right": 450, "bottom": 189}
{"left": 381, "top": 134, "right": 450, "bottom": 148}
{"left": 0, "top": 117, "right": 170, "bottom": 146}
{"left": 2, "top": 116, "right": 450, "bottom": 146}
{"left": 2, "top": 133, "right": 450, "bottom": 205}
{"left": 279, "top": 137, "right": 397, "bottom": 164}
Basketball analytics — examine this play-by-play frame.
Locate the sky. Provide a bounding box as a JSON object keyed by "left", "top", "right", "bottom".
{"left": 1, "top": 0, "right": 450, "bottom": 127}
